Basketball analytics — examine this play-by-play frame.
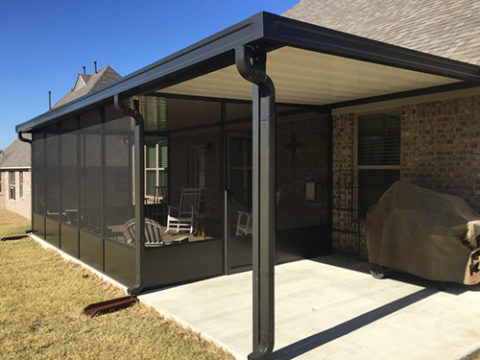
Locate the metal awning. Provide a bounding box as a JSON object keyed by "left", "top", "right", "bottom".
{"left": 159, "top": 46, "right": 460, "bottom": 105}
{"left": 16, "top": 11, "right": 480, "bottom": 132}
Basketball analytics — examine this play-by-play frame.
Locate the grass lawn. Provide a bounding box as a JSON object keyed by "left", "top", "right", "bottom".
{"left": 0, "top": 210, "right": 233, "bottom": 360}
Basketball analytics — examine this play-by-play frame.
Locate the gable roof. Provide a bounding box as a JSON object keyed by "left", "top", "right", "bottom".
{"left": 0, "top": 137, "right": 31, "bottom": 169}
{"left": 284, "top": 0, "right": 480, "bottom": 66}
{"left": 53, "top": 66, "right": 121, "bottom": 108}
{"left": 74, "top": 73, "right": 92, "bottom": 91}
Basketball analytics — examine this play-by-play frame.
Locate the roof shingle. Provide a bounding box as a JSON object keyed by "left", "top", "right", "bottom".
{"left": 0, "top": 137, "right": 31, "bottom": 168}
{"left": 53, "top": 66, "right": 121, "bottom": 108}
{"left": 284, "top": 0, "right": 480, "bottom": 65}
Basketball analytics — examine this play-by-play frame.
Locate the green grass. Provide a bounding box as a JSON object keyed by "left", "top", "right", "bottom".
{"left": 0, "top": 211, "right": 233, "bottom": 360}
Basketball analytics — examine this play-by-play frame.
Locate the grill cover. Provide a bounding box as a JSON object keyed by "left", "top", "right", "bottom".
{"left": 366, "top": 181, "right": 480, "bottom": 284}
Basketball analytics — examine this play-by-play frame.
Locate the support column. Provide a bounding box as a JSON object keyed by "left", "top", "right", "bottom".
{"left": 235, "top": 45, "right": 276, "bottom": 360}
{"left": 133, "top": 99, "right": 145, "bottom": 294}
{"left": 114, "top": 95, "right": 145, "bottom": 294}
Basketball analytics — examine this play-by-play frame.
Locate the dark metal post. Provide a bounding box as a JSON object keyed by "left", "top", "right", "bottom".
{"left": 76, "top": 117, "right": 81, "bottom": 256}
{"left": 114, "top": 95, "right": 145, "bottom": 295}
{"left": 133, "top": 99, "right": 145, "bottom": 293}
{"left": 235, "top": 45, "right": 276, "bottom": 360}
{"left": 100, "top": 107, "right": 106, "bottom": 271}
{"left": 17, "top": 131, "right": 33, "bottom": 233}
{"left": 57, "top": 123, "right": 62, "bottom": 249}
{"left": 221, "top": 101, "right": 229, "bottom": 274}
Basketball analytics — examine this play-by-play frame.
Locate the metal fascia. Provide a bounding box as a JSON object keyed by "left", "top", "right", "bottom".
{"left": 261, "top": 12, "right": 480, "bottom": 83}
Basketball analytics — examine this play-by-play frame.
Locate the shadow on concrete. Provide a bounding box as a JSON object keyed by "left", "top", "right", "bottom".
{"left": 311, "top": 254, "right": 480, "bottom": 295}
{"left": 271, "top": 287, "right": 437, "bottom": 360}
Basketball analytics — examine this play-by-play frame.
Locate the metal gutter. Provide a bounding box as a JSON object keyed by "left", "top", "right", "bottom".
{"left": 236, "top": 45, "right": 276, "bottom": 360}
{"left": 114, "top": 95, "right": 146, "bottom": 296}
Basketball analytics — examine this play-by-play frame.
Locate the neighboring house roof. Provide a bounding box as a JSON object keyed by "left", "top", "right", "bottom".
{"left": 53, "top": 65, "right": 121, "bottom": 108}
{"left": 284, "top": 0, "right": 480, "bottom": 65}
{"left": 0, "top": 138, "right": 31, "bottom": 169}
{"left": 2, "top": 66, "right": 120, "bottom": 169}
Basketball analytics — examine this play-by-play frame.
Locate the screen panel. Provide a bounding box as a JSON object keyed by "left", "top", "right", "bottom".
{"left": 45, "top": 125, "right": 60, "bottom": 246}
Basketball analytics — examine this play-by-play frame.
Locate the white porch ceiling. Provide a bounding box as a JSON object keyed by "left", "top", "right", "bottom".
{"left": 158, "top": 46, "right": 459, "bottom": 105}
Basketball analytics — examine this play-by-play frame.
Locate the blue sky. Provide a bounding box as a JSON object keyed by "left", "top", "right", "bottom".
{"left": 0, "top": 0, "right": 298, "bottom": 149}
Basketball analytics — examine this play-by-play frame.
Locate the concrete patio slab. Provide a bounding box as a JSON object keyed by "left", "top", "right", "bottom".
{"left": 139, "top": 256, "right": 480, "bottom": 360}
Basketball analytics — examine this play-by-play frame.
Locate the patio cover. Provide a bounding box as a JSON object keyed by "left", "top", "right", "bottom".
{"left": 16, "top": 11, "right": 480, "bottom": 360}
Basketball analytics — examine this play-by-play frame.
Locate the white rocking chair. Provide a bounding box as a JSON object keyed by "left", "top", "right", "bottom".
{"left": 125, "top": 218, "right": 163, "bottom": 247}
{"left": 235, "top": 211, "right": 252, "bottom": 236}
{"left": 166, "top": 188, "right": 202, "bottom": 234}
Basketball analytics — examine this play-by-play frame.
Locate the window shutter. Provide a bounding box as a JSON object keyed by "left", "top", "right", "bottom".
{"left": 358, "top": 114, "right": 400, "bottom": 166}
{"left": 144, "top": 98, "right": 157, "bottom": 130}
{"left": 157, "top": 98, "right": 167, "bottom": 129}
{"left": 159, "top": 139, "right": 168, "bottom": 168}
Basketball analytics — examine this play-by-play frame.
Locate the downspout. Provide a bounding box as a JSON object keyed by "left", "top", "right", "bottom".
{"left": 114, "top": 94, "right": 146, "bottom": 296}
{"left": 235, "top": 45, "right": 276, "bottom": 360}
{"left": 18, "top": 131, "right": 32, "bottom": 144}
{"left": 18, "top": 131, "right": 33, "bottom": 233}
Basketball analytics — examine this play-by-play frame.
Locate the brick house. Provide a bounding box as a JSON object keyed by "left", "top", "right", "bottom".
{"left": 16, "top": 6, "right": 480, "bottom": 356}
{"left": 285, "top": 0, "right": 480, "bottom": 258}
{"left": 0, "top": 138, "right": 31, "bottom": 219}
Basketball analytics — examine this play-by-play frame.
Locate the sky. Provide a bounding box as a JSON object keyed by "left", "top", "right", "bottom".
{"left": 0, "top": 0, "right": 299, "bottom": 149}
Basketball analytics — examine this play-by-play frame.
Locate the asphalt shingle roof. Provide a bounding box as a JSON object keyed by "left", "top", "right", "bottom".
{"left": 6, "top": 66, "right": 120, "bottom": 168}
{"left": 0, "top": 137, "right": 31, "bottom": 168}
{"left": 284, "top": 0, "right": 480, "bottom": 65}
{"left": 53, "top": 66, "right": 121, "bottom": 108}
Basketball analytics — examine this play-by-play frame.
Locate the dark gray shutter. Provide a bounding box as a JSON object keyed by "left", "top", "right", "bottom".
{"left": 358, "top": 114, "right": 400, "bottom": 166}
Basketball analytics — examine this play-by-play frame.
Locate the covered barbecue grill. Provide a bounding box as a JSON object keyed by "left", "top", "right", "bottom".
{"left": 366, "top": 181, "right": 480, "bottom": 284}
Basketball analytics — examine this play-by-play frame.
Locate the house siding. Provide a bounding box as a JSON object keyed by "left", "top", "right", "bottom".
{"left": 0, "top": 169, "right": 31, "bottom": 220}
{"left": 332, "top": 93, "right": 480, "bottom": 258}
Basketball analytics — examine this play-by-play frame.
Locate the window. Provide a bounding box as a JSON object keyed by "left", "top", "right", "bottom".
{"left": 9, "top": 171, "right": 15, "bottom": 200}
{"left": 19, "top": 171, "right": 23, "bottom": 198}
{"left": 228, "top": 134, "right": 252, "bottom": 208}
{"left": 188, "top": 146, "right": 206, "bottom": 190}
{"left": 145, "top": 138, "right": 168, "bottom": 198}
{"left": 357, "top": 111, "right": 401, "bottom": 218}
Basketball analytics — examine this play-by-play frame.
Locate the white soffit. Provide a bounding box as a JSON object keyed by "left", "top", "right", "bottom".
{"left": 158, "top": 46, "right": 460, "bottom": 105}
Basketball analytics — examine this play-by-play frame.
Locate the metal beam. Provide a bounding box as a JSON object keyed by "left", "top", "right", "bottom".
{"left": 236, "top": 45, "right": 276, "bottom": 360}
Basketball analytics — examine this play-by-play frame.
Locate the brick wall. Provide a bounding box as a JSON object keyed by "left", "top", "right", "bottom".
{"left": 331, "top": 113, "right": 364, "bottom": 255}
{"left": 276, "top": 111, "right": 330, "bottom": 230}
{"left": 401, "top": 96, "right": 480, "bottom": 211}
{"left": 332, "top": 94, "right": 480, "bottom": 258}
{"left": 0, "top": 170, "right": 31, "bottom": 220}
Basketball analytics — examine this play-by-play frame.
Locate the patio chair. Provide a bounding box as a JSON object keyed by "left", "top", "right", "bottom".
{"left": 124, "top": 218, "right": 164, "bottom": 247}
{"left": 235, "top": 211, "right": 252, "bottom": 236}
{"left": 166, "top": 188, "right": 202, "bottom": 233}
